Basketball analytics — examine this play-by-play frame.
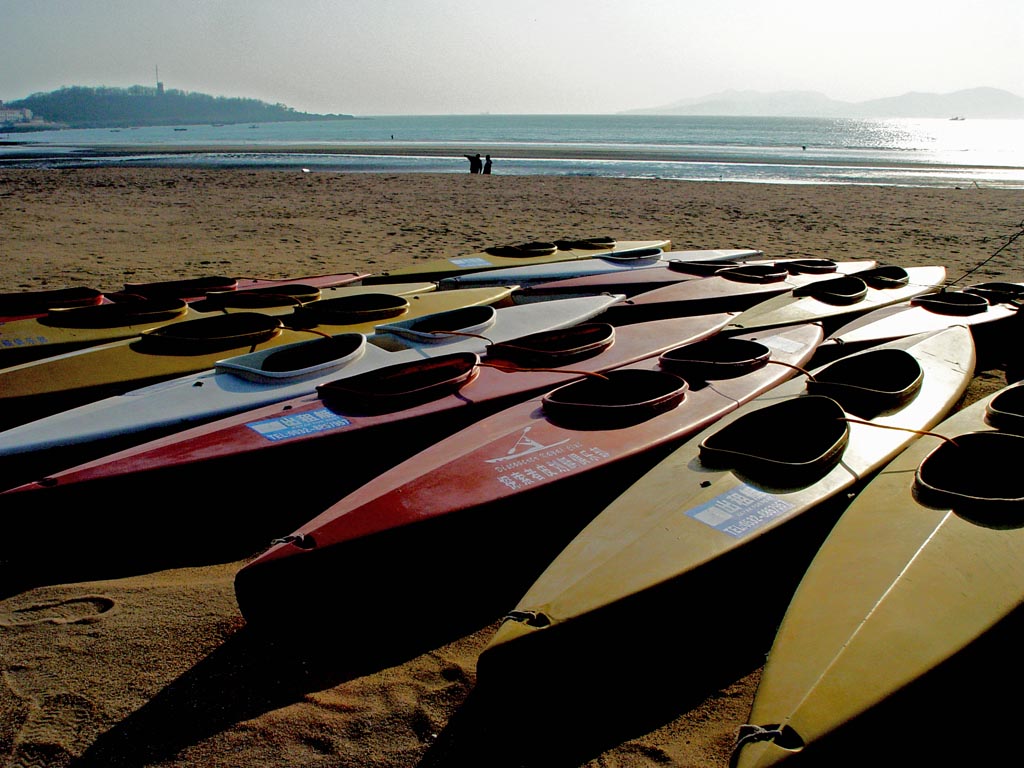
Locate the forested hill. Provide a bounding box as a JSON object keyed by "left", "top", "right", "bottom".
{"left": 9, "top": 86, "right": 354, "bottom": 129}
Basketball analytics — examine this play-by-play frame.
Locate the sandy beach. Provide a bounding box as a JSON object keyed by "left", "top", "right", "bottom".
{"left": 1, "top": 168, "right": 1023, "bottom": 768}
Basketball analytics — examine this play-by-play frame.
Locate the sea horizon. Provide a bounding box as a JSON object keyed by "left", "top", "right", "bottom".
{"left": 3, "top": 114, "right": 1023, "bottom": 189}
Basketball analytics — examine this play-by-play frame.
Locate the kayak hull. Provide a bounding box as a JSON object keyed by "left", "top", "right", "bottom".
{"left": 435, "top": 248, "right": 763, "bottom": 290}
{"left": 0, "top": 280, "right": 436, "bottom": 369}
{"left": 723, "top": 265, "right": 947, "bottom": 334}
{"left": 0, "top": 286, "right": 515, "bottom": 431}
{"left": 477, "top": 327, "right": 976, "bottom": 702}
{"left": 361, "top": 239, "right": 672, "bottom": 283}
{"left": 0, "top": 314, "right": 733, "bottom": 590}
{"left": 0, "top": 294, "right": 624, "bottom": 491}
{"left": 232, "top": 322, "right": 825, "bottom": 634}
{"left": 732, "top": 379, "right": 1024, "bottom": 768}
{"left": 813, "top": 283, "right": 1023, "bottom": 366}
{"left": 598, "top": 260, "right": 879, "bottom": 324}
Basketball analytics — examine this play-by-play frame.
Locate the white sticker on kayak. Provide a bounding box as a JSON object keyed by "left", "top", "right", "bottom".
{"left": 246, "top": 407, "right": 351, "bottom": 441}
{"left": 686, "top": 485, "right": 794, "bottom": 538}
{"left": 488, "top": 434, "right": 611, "bottom": 491}
{"left": 760, "top": 335, "right": 806, "bottom": 354}
{"left": 449, "top": 257, "right": 494, "bottom": 267}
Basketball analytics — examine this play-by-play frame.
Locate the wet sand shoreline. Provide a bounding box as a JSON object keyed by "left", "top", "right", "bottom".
{"left": 5, "top": 139, "right": 1024, "bottom": 172}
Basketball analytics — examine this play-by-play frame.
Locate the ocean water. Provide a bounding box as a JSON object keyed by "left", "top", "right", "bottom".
{"left": 3, "top": 114, "right": 1023, "bottom": 188}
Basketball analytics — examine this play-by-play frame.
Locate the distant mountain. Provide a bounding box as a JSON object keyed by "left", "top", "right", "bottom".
{"left": 622, "top": 87, "right": 1024, "bottom": 118}
{"left": 6, "top": 85, "right": 354, "bottom": 129}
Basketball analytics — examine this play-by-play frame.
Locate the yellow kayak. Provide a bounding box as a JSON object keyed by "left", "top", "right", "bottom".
{"left": 362, "top": 237, "right": 672, "bottom": 283}
{"left": 0, "top": 285, "right": 513, "bottom": 430}
{"left": 0, "top": 280, "right": 438, "bottom": 369}
{"left": 480, "top": 327, "right": 975, "bottom": 703}
{"left": 732, "top": 379, "right": 1024, "bottom": 768}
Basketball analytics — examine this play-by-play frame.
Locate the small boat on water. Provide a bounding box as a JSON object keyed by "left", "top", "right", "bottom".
{"left": 0, "top": 293, "right": 624, "bottom": 491}
{"left": 232, "top": 322, "right": 824, "bottom": 634}
{"left": 731, "top": 376, "right": 1024, "bottom": 768}
{"left": 475, "top": 326, "right": 974, "bottom": 710}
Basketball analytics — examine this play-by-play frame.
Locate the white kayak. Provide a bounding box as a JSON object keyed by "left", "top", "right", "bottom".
{"left": 813, "top": 280, "right": 1024, "bottom": 364}
{"left": 599, "top": 260, "right": 880, "bottom": 323}
{"left": 361, "top": 238, "right": 673, "bottom": 283}
{"left": 0, "top": 293, "right": 624, "bottom": 490}
{"left": 723, "top": 265, "right": 948, "bottom": 333}
{"left": 435, "top": 248, "right": 764, "bottom": 290}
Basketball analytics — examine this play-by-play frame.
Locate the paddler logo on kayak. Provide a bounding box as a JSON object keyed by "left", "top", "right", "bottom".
{"left": 484, "top": 426, "right": 571, "bottom": 463}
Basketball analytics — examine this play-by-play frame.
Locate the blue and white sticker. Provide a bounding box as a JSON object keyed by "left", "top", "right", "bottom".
{"left": 246, "top": 407, "right": 351, "bottom": 441}
{"left": 1, "top": 335, "right": 50, "bottom": 348}
{"left": 686, "top": 484, "right": 795, "bottom": 538}
{"left": 449, "top": 257, "right": 495, "bottom": 268}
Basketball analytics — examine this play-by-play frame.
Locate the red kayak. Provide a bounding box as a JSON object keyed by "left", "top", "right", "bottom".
{"left": 233, "top": 321, "right": 824, "bottom": 631}
{"left": 0, "top": 313, "right": 735, "bottom": 590}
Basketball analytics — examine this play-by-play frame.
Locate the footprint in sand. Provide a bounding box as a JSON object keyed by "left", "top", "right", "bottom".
{"left": 0, "top": 595, "right": 115, "bottom": 626}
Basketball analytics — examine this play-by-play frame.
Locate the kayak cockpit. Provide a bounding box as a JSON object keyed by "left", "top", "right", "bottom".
{"left": 910, "top": 290, "right": 990, "bottom": 316}
{"left": 286, "top": 293, "right": 410, "bottom": 328}
{"left": 115, "top": 274, "right": 238, "bottom": 300}
{"left": 373, "top": 304, "right": 497, "bottom": 345}
{"left": 484, "top": 241, "right": 559, "bottom": 258}
{"left": 133, "top": 312, "right": 283, "bottom": 355}
{"left": 317, "top": 352, "right": 481, "bottom": 414}
{"left": 0, "top": 286, "right": 105, "bottom": 318}
{"left": 193, "top": 284, "right": 322, "bottom": 311}
{"left": 806, "top": 348, "right": 923, "bottom": 418}
{"left": 542, "top": 369, "right": 689, "bottom": 429}
{"left": 699, "top": 395, "right": 851, "bottom": 487}
{"left": 215, "top": 332, "right": 367, "bottom": 383}
{"left": 915, "top": 431, "right": 1024, "bottom": 517}
{"left": 659, "top": 337, "right": 771, "bottom": 382}
{"left": 38, "top": 297, "right": 188, "bottom": 329}
{"left": 792, "top": 275, "right": 868, "bottom": 305}
{"left": 485, "top": 322, "right": 615, "bottom": 367}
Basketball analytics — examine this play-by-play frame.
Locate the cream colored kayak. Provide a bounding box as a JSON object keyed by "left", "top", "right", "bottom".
{"left": 433, "top": 248, "right": 765, "bottom": 289}
{"left": 361, "top": 238, "right": 672, "bottom": 283}
{"left": 0, "top": 280, "right": 438, "bottom": 369}
{"left": 0, "top": 285, "right": 514, "bottom": 431}
{"left": 478, "top": 327, "right": 976, "bottom": 695}
{"left": 723, "top": 265, "right": 947, "bottom": 333}
{"left": 813, "top": 281, "right": 1024, "bottom": 363}
{"left": 730, "top": 379, "right": 1024, "bottom": 768}
{"left": 598, "top": 259, "right": 880, "bottom": 324}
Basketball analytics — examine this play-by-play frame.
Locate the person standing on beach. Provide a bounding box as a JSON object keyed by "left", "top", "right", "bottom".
{"left": 465, "top": 154, "right": 482, "bottom": 173}
{"left": 483, "top": 155, "right": 493, "bottom": 174}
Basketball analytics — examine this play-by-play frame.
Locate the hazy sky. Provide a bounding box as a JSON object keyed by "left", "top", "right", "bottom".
{"left": 3, "top": 0, "right": 1022, "bottom": 115}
